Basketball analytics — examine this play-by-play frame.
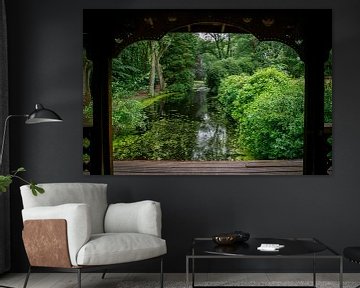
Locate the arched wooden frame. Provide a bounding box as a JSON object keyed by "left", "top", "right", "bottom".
{"left": 83, "top": 9, "right": 332, "bottom": 175}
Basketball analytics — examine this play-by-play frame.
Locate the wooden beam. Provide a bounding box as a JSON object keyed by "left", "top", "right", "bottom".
{"left": 302, "top": 13, "right": 331, "bottom": 175}
{"left": 87, "top": 34, "right": 113, "bottom": 175}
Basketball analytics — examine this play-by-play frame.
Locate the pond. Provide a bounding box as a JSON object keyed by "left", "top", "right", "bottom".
{"left": 143, "top": 83, "right": 240, "bottom": 161}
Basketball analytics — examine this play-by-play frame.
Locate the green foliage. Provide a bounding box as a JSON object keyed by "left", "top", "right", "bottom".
{"left": 218, "top": 74, "right": 249, "bottom": 114}
{"left": 113, "top": 135, "right": 143, "bottom": 160}
{"left": 254, "top": 41, "right": 304, "bottom": 77}
{"left": 140, "top": 92, "right": 175, "bottom": 108}
{"left": 200, "top": 34, "right": 305, "bottom": 92}
{"left": 205, "top": 57, "right": 254, "bottom": 92}
{"left": 324, "top": 79, "right": 332, "bottom": 123}
{"left": 83, "top": 102, "right": 93, "bottom": 126}
{"left": 217, "top": 68, "right": 305, "bottom": 160}
{"left": 161, "top": 33, "right": 198, "bottom": 93}
{"left": 204, "top": 63, "right": 224, "bottom": 93}
{"left": 112, "top": 41, "right": 150, "bottom": 94}
{"left": 108, "top": 32, "right": 331, "bottom": 162}
{"left": 30, "top": 182, "right": 45, "bottom": 196}
{"left": 0, "top": 167, "right": 44, "bottom": 196}
{"left": 0, "top": 175, "right": 12, "bottom": 192}
{"left": 324, "top": 50, "right": 332, "bottom": 77}
{"left": 113, "top": 118, "right": 199, "bottom": 160}
{"left": 239, "top": 80, "right": 304, "bottom": 159}
{"left": 231, "top": 67, "right": 291, "bottom": 121}
{"left": 112, "top": 98, "right": 147, "bottom": 136}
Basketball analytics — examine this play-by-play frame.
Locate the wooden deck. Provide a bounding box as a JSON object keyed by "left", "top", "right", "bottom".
{"left": 113, "top": 160, "right": 303, "bottom": 175}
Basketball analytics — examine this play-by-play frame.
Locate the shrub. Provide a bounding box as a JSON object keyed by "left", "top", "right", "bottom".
{"left": 205, "top": 57, "right": 254, "bottom": 93}
{"left": 113, "top": 118, "right": 200, "bottom": 160}
{"left": 112, "top": 99, "right": 147, "bottom": 137}
{"left": 217, "top": 74, "right": 249, "bottom": 116}
{"left": 113, "top": 135, "right": 143, "bottom": 160}
{"left": 239, "top": 79, "right": 304, "bottom": 159}
{"left": 231, "top": 67, "right": 291, "bottom": 122}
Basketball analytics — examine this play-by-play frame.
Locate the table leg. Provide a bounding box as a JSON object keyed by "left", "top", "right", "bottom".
{"left": 192, "top": 257, "right": 195, "bottom": 288}
{"left": 313, "top": 254, "right": 316, "bottom": 287}
{"left": 186, "top": 257, "right": 189, "bottom": 288}
{"left": 339, "top": 256, "right": 343, "bottom": 288}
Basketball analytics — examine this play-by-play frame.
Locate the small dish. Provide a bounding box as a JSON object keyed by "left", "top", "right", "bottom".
{"left": 212, "top": 233, "right": 237, "bottom": 245}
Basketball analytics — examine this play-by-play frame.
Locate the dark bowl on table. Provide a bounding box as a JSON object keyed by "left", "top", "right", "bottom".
{"left": 212, "top": 231, "right": 250, "bottom": 245}
{"left": 212, "top": 234, "right": 238, "bottom": 245}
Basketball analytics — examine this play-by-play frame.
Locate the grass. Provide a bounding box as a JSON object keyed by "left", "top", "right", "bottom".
{"left": 140, "top": 92, "right": 177, "bottom": 108}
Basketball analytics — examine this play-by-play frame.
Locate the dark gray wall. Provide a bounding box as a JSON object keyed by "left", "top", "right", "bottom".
{"left": 5, "top": 0, "right": 360, "bottom": 273}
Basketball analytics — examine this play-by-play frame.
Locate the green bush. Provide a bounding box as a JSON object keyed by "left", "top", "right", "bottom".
{"left": 324, "top": 79, "right": 332, "bottom": 123}
{"left": 112, "top": 98, "right": 147, "bottom": 137}
{"left": 216, "top": 67, "right": 305, "bottom": 160}
{"left": 113, "top": 135, "right": 143, "bottom": 160}
{"left": 205, "top": 57, "right": 254, "bottom": 93}
{"left": 205, "top": 64, "right": 224, "bottom": 93}
{"left": 239, "top": 79, "right": 304, "bottom": 159}
{"left": 217, "top": 74, "right": 249, "bottom": 115}
{"left": 231, "top": 67, "right": 291, "bottom": 122}
{"left": 113, "top": 118, "right": 200, "bottom": 160}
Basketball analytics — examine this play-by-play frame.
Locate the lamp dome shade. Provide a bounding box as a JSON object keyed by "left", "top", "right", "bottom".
{"left": 25, "top": 104, "right": 63, "bottom": 124}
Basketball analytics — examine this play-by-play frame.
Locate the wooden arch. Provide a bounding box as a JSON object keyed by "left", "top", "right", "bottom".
{"left": 83, "top": 9, "right": 332, "bottom": 175}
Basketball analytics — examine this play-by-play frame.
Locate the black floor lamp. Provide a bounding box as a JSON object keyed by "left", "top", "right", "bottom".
{"left": 0, "top": 103, "right": 62, "bottom": 288}
{"left": 0, "top": 103, "right": 63, "bottom": 167}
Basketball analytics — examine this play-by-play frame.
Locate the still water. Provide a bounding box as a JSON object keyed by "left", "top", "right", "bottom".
{"left": 145, "top": 85, "right": 237, "bottom": 161}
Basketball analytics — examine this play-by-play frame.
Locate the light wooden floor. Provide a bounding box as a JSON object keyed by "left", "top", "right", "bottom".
{"left": 0, "top": 273, "right": 359, "bottom": 288}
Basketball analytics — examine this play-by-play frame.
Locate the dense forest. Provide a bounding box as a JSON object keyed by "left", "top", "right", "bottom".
{"left": 83, "top": 32, "right": 332, "bottom": 161}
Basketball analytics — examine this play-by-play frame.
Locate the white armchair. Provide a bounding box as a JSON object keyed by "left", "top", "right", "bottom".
{"left": 20, "top": 183, "right": 166, "bottom": 288}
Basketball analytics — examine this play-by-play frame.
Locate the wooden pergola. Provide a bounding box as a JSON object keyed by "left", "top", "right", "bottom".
{"left": 83, "top": 9, "right": 332, "bottom": 175}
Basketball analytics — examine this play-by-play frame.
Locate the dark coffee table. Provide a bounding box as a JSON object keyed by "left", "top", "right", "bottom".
{"left": 186, "top": 237, "right": 343, "bottom": 288}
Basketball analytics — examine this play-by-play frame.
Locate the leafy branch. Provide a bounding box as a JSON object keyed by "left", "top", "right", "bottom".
{"left": 0, "top": 167, "right": 44, "bottom": 196}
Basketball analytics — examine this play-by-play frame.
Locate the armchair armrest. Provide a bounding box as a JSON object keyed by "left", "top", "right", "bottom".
{"left": 104, "top": 200, "right": 162, "bottom": 237}
{"left": 22, "top": 203, "right": 91, "bottom": 266}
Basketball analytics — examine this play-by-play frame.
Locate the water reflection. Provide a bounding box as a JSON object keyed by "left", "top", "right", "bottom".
{"left": 192, "top": 89, "right": 229, "bottom": 160}
{"left": 145, "top": 84, "right": 236, "bottom": 161}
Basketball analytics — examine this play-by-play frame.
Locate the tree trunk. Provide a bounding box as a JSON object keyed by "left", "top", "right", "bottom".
{"left": 83, "top": 49, "right": 93, "bottom": 106}
{"left": 149, "top": 41, "right": 156, "bottom": 97}
{"left": 156, "top": 56, "right": 165, "bottom": 91}
{"left": 225, "top": 34, "right": 232, "bottom": 58}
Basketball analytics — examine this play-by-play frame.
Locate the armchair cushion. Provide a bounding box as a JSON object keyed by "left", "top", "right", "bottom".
{"left": 20, "top": 183, "right": 108, "bottom": 234}
{"left": 22, "top": 203, "right": 91, "bottom": 266}
{"left": 104, "top": 200, "right": 162, "bottom": 237}
{"left": 76, "top": 233, "right": 167, "bottom": 266}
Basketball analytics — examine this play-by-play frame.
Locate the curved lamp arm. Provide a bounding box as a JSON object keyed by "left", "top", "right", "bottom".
{"left": 0, "top": 114, "right": 28, "bottom": 168}
{"left": 0, "top": 104, "right": 63, "bottom": 169}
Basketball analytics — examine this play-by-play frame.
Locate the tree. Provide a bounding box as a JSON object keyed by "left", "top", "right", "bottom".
{"left": 149, "top": 41, "right": 156, "bottom": 96}
{"left": 112, "top": 41, "right": 150, "bottom": 96}
{"left": 198, "top": 33, "right": 234, "bottom": 60}
{"left": 148, "top": 37, "right": 171, "bottom": 96}
{"left": 161, "top": 33, "right": 198, "bottom": 93}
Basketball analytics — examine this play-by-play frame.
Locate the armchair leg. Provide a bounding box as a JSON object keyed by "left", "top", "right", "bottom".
{"left": 160, "top": 257, "right": 164, "bottom": 288}
{"left": 23, "top": 266, "right": 31, "bottom": 288}
{"left": 77, "top": 268, "right": 81, "bottom": 288}
{"left": 101, "top": 270, "right": 107, "bottom": 279}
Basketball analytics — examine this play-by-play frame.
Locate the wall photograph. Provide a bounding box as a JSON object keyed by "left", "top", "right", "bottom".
{"left": 83, "top": 9, "right": 332, "bottom": 175}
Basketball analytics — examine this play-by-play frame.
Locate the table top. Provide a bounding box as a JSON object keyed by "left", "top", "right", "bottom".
{"left": 190, "top": 237, "right": 340, "bottom": 258}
